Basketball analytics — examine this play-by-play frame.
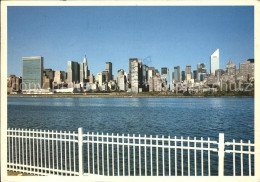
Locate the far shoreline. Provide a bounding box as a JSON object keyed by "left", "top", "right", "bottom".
{"left": 7, "top": 93, "right": 254, "bottom": 98}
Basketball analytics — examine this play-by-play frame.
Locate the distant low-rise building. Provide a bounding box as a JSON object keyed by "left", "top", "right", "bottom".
{"left": 239, "top": 59, "right": 254, "bottom": 81}
{"left": 7, "top": 74, "right": 22, "bottom": 93}
{"left": 149, "top": 75, "right": 162, "bottom": 92}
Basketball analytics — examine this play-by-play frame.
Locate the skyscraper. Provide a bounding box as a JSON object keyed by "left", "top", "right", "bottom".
{"left": 79, "top": 63, "right": 84, "bottom": 84}
{"left": 181, "top": 71, "right": 185, "bottom": 82}
{"left": 161, "top": 67, "right": 171, "bottom": 90}
{"left": 197, "top": 63, "right": 207, "bottom": 81}
{"left": 185, "top": 65, "right": 192, "bottom": 80}
{"left": 129, "top": 58, "right": 142, "bottom": 93}
{"left": 83, "top": 54, "right": 89, "bottom": 80}
{"left": 105, "top": 62, "right": 112, "bottom": 81}
{"left": 210, "top": 49, "right": 219, "bottom": 75}
{"left": 142, "top": 64, "right": 148, "bottom": 85}
{"left": 193, "top": 70, "right": 197, "bottom": 80}
{"left": 148, "top": 67, "right": 155, "bottom": 84}
{"left": 67, "top": 61, "right": 80, "bottom": 87}
{"left": 161, "top": 67, "right": 169, "bottom": 75}
{"left": 174, "top": 66, "right": 180, "bottom": 82}
{"left": 226, "top": 59, "right": 236, "bottom": 76}
{"left": 22, "top": 56, "right": 44, "bottom": 91}
{"left": 117, "top": 69, "right": 126, "bottom": 91}
{"left": 239, "top": 59, "right": 254, "bottom": 81}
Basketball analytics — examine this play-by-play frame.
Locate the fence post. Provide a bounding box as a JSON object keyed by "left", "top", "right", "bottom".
{"left": 78, "top": 127, "right": 84, "bottom": 176}
{"left": 218, "top": 133, "right": 225, "bottom": 176}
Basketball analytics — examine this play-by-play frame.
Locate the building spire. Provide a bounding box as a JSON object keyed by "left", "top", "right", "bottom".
{"left": 83, "top": 54, "right": 87, "bottom": 64}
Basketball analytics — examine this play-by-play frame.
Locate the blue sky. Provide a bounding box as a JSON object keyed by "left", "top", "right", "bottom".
{"left": 7, "top": 6, "right": 254, "bottom": 77}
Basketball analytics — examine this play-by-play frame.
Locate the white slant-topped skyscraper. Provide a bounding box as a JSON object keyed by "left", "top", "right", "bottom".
{"left": 210, "top": 49, "right": 219, "bottom": 75}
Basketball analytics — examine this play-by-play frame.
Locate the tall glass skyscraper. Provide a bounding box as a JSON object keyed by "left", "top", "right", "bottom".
{"left": 210, "top": 49, "right": 219, "bottom": 75}
{"left": 105, "top": 62, "right": 112, "bottom": 81}
{"left": 174, "top": 66, "right": 180, "bottom": 82}
{"left": 22, "top": 56, "right": 44, "bottom": 90}
{"left": 67, "top": 61, "right": 80, "bottom": 87}
{"left": 161, "top": 67, "right": 171, "bottom": 90}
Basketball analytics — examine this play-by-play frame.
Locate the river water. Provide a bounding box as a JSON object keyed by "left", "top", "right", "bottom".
{"left": 8, "top": 97, "right": 254, "bottom": 142}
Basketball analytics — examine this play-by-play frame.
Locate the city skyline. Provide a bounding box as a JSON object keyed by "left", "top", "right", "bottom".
{"left": 8, "top": 6, "right": 254, "bottom": 77}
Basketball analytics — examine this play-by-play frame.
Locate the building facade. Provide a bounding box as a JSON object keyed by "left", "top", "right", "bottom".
{"left": 174, "top": 66, "right": 180, "bottom": 82}
{"left": 129, "top": 58, "right": 142, "bottom": 93}
{"left": 67, "top": 61, "right": 80, "bottom": 87}
{"left": 105, "top": 62, "right": 112, "bottom": 82}
{"left": 83, "top": 54, "right": 90, "bottom": 80}
{"left": 210, "top": 49, "right": 219, "bottom": 75}
{"left": 226, "top": 59, "right": 236, "bottom": 76}
{"left": 7, "top": 74, "right": 22, "bottom": 93}
{"left": 185, "top": 65, "right": 192, "bottom": 81}
{"left": 22, "top": 56, "right": 44, "bottom": 91}
{"left": 149, "top": 75, "right": 162, "bottom": 92}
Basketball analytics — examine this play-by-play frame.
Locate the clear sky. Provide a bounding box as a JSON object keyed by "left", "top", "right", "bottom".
{"left": 7, "top": 6, "right": 254, "bottom": 77}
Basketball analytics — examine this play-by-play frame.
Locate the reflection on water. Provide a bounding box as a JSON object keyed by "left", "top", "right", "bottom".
{"left": 8, "top": 97, "right": 254, "bottom": 142}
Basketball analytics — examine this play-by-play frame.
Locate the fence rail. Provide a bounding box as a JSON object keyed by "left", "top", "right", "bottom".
{"left": 7, "top": 128, "right": 255, "bottom": 177}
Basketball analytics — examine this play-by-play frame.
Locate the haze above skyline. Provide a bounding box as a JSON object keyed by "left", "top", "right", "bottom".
{"left": 8, "top": 6, "right": 254, "bottom": 77}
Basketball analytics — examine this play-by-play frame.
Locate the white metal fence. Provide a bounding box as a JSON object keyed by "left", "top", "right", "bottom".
{"left": 7, "top": 128, "right": 255, "bottom": 176}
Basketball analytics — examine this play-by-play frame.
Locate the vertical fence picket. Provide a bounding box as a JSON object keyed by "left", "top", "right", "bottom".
{"left": 37, "top": 129, "right": 39, "bottom": 175}
{"left": 22, "top": 129, "right": 24, "bottom": 171}
{"left": 25, "top": 129, "right": 28, "bottom": 171}
{"left": 233, "top": 139, "right": 235, "bottom": 176}
{"left": 188, "top": 137, "right": 190, "bottom": 176}
{"left": 18, "top": 129, "right": 20, "bottom": 171}
{"left": 97, "top": 132, "right": 100, "bottom": 175}
{"left": 139, "top": 134, "right": 141, "bottom": 176}
{"left": 40, "top": 130, "right": 43, "bottom": 173}
{"left": 162, "top": 135, "right": 165, "bottom": 176}
{"left": 87, "top": 132, "right": 90, "bottom": 174}
{"left": 43, "top": 130, "right": 46, "bottom": 174}
{"left": 29, "top": 129, "right": 32, "bottom": 173}
{"left": 33, "top": 129, "right": 35, "bottom": 171}
{"left": 112, "top": 133, "right": 114, "bottom": 176}
{"left": 208, "top": 138, "right": 211, "bottom": 176}
{"left": 128, "top": 134, "right": 130, "bottom": 176}
{"left": 60, "top": 130, "right": 63, "bottom": 175}
{"left": 102, "top": 133, "right": 104, "bottom": 176}
{"left": 51, "top": 130, "right": 54, "bottom": 173}
{"left": 52, "top": 130, "right": 54, "bottom": 174}
{"left": 56, "top": 130, "right": 58, "bottom": 175}
{"left": 156, "top": 135, "right": 158, "bottom": 176}
{"left": 194, "top": 137, "right": 197, "bottom": 176}
{"left": 144, "top": 135, "right": 147, "bottom": 176}
{"left": 150, "top": 135, "right": 153, "bottom": 176}
{"left": 73, "top": 131, "right": 75, "bottom": 175}
{"left": 241, "top": 140, "right": 243, "bottom": 176}
{"left": 65, "top": 131, "right": 67, "bottom": 176}
{"left": 133, "top": 134, "right": 136, "bottom": 176}
{"left": 68, "top": 131, "right": 71, "bottom": 176}
{"left": 218, "top": 133, "right": 224, "bottom": 177}
{"left": 201, "top": 137, "right": 203, "bottom": 176}
{"left": 123, "top": 133, "right": 125, "bottom": 176}
{"left": 117, "top": 133, "right": 120, "bottom": 176}
{"left": 107, "top": 133, "right": 110, "bottom": 176}
{"left": 7, "top": 129, "right": 8, "bottom": 165}
{"left": 48, "top": 130, "right": 50, "bottom": 174}
{"left": 174, "top": 136, "right": 177, "bottom": 176}
{"left": 12, "top": 129, "right": 14, "bottom": 169}
{"left": 249, "top": 140, "right": 251, "bottom": 176}
{"left": 168, "top": 136, "right": 171, "bottom": 176}
{"left": 92, "top": 132, "right": 95, "bottom": 174}
{"left": 8, "top": 129, "right": 10, "bottom": 166}
{"left": 78, "top": 128, "right": 84, "bottom": 176}
{"left": 181, "top": 136, "right": 183, "bottom": 176}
